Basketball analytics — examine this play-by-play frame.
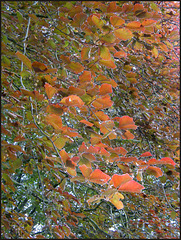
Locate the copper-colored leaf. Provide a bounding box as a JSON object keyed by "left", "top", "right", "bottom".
{"left": 142, "top": 19, "right": 157, "bottom": 26}
{"left": 114, "top": 28, "right": 133, "bottom": 41}
{"left": 80, "top": 120, "right": 93, "bottom": 127}
{"left": 121, "top": 130, "right": 135, "bottom": 140}
{"left": 60, "top": 95, "right": 84, "bottom": 108}
{"left": 45, "top": 114, "right": 62, "bottom": 130}
{"left": 99, "top": 83, "right": 112, "bottom": 95}
{"left": 146, "top": 166, "right": 163, "bottom": 178}
{"left": 119, "top": 116, "right": 137, "bottom": 130}
{"left": 44, "top": 83, "right": 57, "bottom": 99}
{"left": 15, "top": 51, "right": 32, "bottom": 70}
{"left": 32, "top": 61, "right": 48, "bottom": 73}
{"left": 79, "top": 164, "right": 92, "bottom": 178}
{"left": 110, "top": 15, "right": 125, "bottom": 27}
{"left": 126, "top": 21, "right": 141, "bottom": 29}
{"left": 81, "top": 47, "right": 90, "bottom": 60}
{"left": 114, "top": 51, "right": 127, "bottom": 58}
{"left": 79, "top": 71, "right": 91, "bottom": 82}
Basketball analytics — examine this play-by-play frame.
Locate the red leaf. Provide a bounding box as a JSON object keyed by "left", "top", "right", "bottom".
{"left": 44, "top": 83, "right": 57, "bottom": 99}
{"left": 119, "top": 116, "right": 137, "bottom": 130}
{"left": 118, "top": 180, "right": 145, "bottom": 193}
{"left": 99, "top": 83, "right": 112, "bottom": 95}
{"left": 140, "top": 152, "right": 152, "bottom": 157}
{"left": 89, "top": 169, "right": 111, "bottom": 185}
{"left": 110, "top": 173, "right": 132, "bottom": 188}
{"left": 45, "top": 114, "right": 62, "bottom": 130}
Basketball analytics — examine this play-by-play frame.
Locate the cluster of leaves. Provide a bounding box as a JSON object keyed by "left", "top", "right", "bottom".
{"left": 1, "top": 1, "right": 180, "bottom": 239}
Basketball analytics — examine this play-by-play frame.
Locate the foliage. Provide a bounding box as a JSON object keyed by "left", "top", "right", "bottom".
{"left": 1, "top": 1, "right": 180, "bottom": 239}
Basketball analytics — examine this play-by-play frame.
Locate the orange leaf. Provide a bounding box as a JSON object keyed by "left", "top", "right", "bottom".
{"left": 15, "top": 51, "right": 32, "bottom": 70}
{"left": 110, "top": 173, "right": 132, "bottom": 188}
{"left": 119, "top": 116, "right": 137, "bottom": 130}
{"left": 60, "top": 149, "right": 70, "bottom": 163}
{"left": 44, "top": 83, "right": 57, "bottom": 99}
{"left": 32, "top": 61, "right": 48, "bottom": 73}
{"left": 99, "top": 83, "right": 112, "bottom": 95}
{"left": 99, "top": 148, "right": 110, "bottom": 157}
{"left": 146, "top": 166, "right": 163, "bottom": 178}
{"left": 87, "top": 146, "right": 100, "bottom": 154}
{"left": 109, "top": 192, "right": 124, "bottom": 209}
{"left": 120, "top": 157, "right": 137, "bottom": 163}
{"left": 60, "top": 95, "right": 84, "bottom": 107}
{"left": 121, "top": 130, "right": 135, "bottom": 140}
{"left": 118, "top": 180, "right": 145, "bottom": 193}
{"left": 80, "top": 120, "right": 93, "bottom": 127}
{"left": 142, "top": 19, "right": 157, "bottom": 26}
{"left": 140, "top": 152, "right": 152, "bottom": 157}
{"left": 92, "top": 95, "right": 113, "bottom": 110}
{"left": 89, "top": 169, "right": 111, "bottom": 185}
{"left": 147, "top": 157, "right": 176, "bottom": 166}
{"left": 68, "top": 86, "right": 85, "bottom": 96}
{"left": 126, "top": 21, "right": 141, "bottom": 29}
{"left": 108, "top": 147, "right": 127, "bottom": 156}
{"left": 79, "top": 71, "right": 91, "bottom": 82}
{"left": 79, "top": 142, "right": 87, "bottom": 153}
{"left": 114, "top": 51, "right": 127, "bottom": 58}
{"left": 79, "top": 164, "right": 92, "bottom": 178}
{"left": 110, "top": 15, "right": 125, "bottom": 27}
{"left": 94, "top": 111, "right": 110, "bottom": 121}
{"left": 114, "top": 28, "right": 133, "bottom": 41}
{"left": 99, "top": 46, "right": 111, "bottom": 60}
{"left": 45, "top": 114, "right": 62, "bottom": 130}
